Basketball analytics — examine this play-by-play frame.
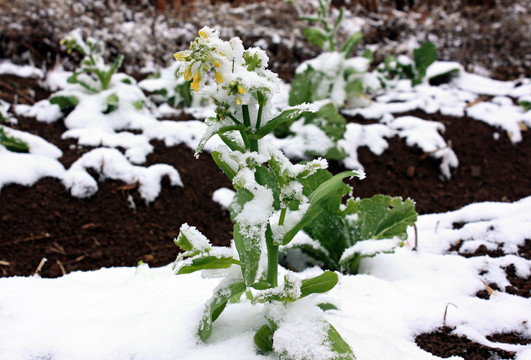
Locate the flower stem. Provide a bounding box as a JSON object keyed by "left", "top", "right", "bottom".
{"left": 242, "top": 104, "right": 258, "bottom": 152}
{"left": 265, "top": 226, "right": 278, "bottom": 287}
{"left": 278, "top": 207, "right": 287, "bottom": 226}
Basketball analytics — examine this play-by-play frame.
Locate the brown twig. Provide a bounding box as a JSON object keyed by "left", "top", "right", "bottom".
{"left": 33, "top": 257, "right": 47, "bottom": 276}
{"left": 0, "top": 233, "right": 52, "bottom": 247}
{"left": 443, "top": 302, "right": 458, "bottom": 328}
{"left": 411, "top": 223, "right": 418, "bottom": 251}
{"left": 56, "top": 260, "right": 67, "bottom": 276}
{"left": 0, "top": 260, "right": 10, "bottom": 266}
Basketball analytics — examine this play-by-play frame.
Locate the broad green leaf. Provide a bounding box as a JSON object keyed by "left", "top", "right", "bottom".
{"left": 176, "top": 255, "right": 238, "bottom": 274}
{"left": 413, "top": 42, "right": 436, "bottom": 85}
{"left": 303, "top": 211, "right": 352, "bottom": 271}
{"left": 49, "top": 95, "right": 79, "bottom": 111}
{"left": 356, "top": 195, "right": 417, "bottom": 241}
{"left": 198, "top": 280, "right": 246, "bottom": 342}
{"left": 300, "top": 271, "right": 338, "bottom": 298}
{"left": 303, "top": 103, "right": 347, "bottom": 142}
{"left": 289, "top": 66, "right": 325, "bottom": 106}
{"left": 341, "top": 31, "right": 362, "bottom": 58}
{"left": 345, "top": 79, "right": 364, "bottom": 95}
{"left": 327, "top": 322, "right": 356, "bottom": 359}
{"left": 254, "top": 324, "right": 274, "bottom": 353}
{"left": 302, "top": 27, "right": 328, "bottom": 49}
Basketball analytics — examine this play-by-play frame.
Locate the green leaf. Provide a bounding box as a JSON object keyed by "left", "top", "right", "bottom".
{"left": 176, "top": 81, "right": 193, "bottom": 107}
{"left": 49, "top": 95, "right": 79, "bottom": 111}
{"left": 356, "top": 195, "right": 417, "bottom": 241}
{"left": 289, "top": 66, "right": 326, "bottom": 106}
{"left": 212, "top": 150, "right": 237, "bottom": 181}
{"left": 303, "top": 211, "right": 351, "bottom": 271}
{"left": 233, "top": 223, "right": 263, "bottom": 286}
{"left": 340, "top": 31, "right": 362, "bottom": 58}
{"left": 103, "top": 93, "right": 119, "bottom": 114}
{"left": 0, "top": 127, "right": 29, "bottom": 153}
{"left": 519, "top": 100, "right": 531, "bottom": 112}
{"left": 254, "top": 165, "right": 281, "bottom": 210}
{"left": 327, "top": 322, "right": 356, "bottom": 359}
{"left": 198, "top": 280, "right": 246, "bottom": 342}
{"left": 176, "top": 255, "right": 238, "bottom": 274}
{"left": 101, "top": 54, "right": 124, "bottom": 90}
{"left": 132, "top": 99, "right": 144, "bottom": 110}
{"left": 254, "top": 324, "right": 275, "bottom": 354}
{"left": 317, "top": 302, "right": 339, "bottom": 311}
{"left": 345, "top": 79, "right": 364, "bottom": 95}
{"left": 300, "top": 271, "right": 338, "bottom": 298}
{"left": 249, "top": 107, "right": 315, "bottom": 140}
{"left": 303, "top": 103, "right": 347, "bottom": 142}
{"left": 302, "top": 27, "right": 329, "bottom": 49}
{"left": 299, "top": 169, "right": 350, "bottom": 214}
{"left": 413, "top": 42, "right": 436, "bottom": 85}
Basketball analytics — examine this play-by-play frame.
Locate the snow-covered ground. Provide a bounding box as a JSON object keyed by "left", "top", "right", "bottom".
{"left": 0, "top": 196, "right": 530, "bottom": 359}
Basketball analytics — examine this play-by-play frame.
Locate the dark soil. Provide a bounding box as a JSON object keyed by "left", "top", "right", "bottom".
{"left": 416, "top": 327, "right": 520, "bottom": 360}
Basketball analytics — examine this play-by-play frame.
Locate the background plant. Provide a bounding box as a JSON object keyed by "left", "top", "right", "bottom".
{"left": 138, "top": 61, "right": 197, "bottom": 108}
{"left": 172, "top": 27, "right": 358, "bottom": 359}
{"left": 50, "top": 29, "right": 144, "bottom": 114}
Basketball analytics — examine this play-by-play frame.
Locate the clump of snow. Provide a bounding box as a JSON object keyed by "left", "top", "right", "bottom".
{"left": 63, "top": 147, "right": 182, "bottom": 202}
{"left": 0, "top": 61, "right": 43, "bottom": 78}
{"left": 15, "top": 100, "right": 63, "bottom": 123}
{"left": 212, "top": 187, "right": 235, "bottom": 209}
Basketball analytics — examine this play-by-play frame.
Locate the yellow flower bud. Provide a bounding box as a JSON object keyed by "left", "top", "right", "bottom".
{"left": 236, "top": 97, "right": 242, "bottom": 106}
{"left": 174, "top": 52, "right": 186, "bottom": 61}
{"left": 213, "top": 59, "right": 221, "bottom": 68}
{"left": 184, "top": 66, "right": 192, "bottom": 81}
{"left": 237, "top": 85, "right": 244, "bottom": 94}
{"left": 191, "top": 80, "right": 200, "bottom": 92}
{"left": 60, "top": 39, "right": 66, "bottom": 45}
{"left": 198, "top": 30, "right": 207, "bottom": 39}
{"left": 215, "top": 71, "right": 223, "bottom": 84}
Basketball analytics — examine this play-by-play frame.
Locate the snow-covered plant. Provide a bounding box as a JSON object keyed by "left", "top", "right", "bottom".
{"left": 377, "top": 42, "right": 438, "bottom": 87}
{"left": 172, "top": 27, "right": 358, "bottom": 359}
{"left": 290, "top": 0, "right": 360, "bottom": 54}
{"left": 50, "top": 29, "right": 144, "bottom": 114}
{"left": 284, "top": 183, "right": 417, "bottom": 274}
{"left": 138, "top": 62, "right": 197, "bottom": 108}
